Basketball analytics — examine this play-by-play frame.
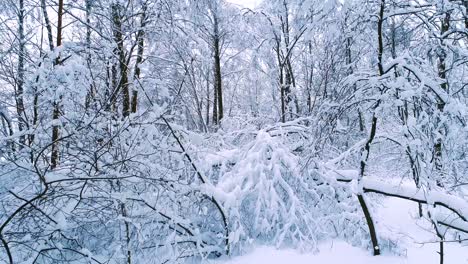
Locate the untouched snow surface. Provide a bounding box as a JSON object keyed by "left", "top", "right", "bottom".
{"left": 215, "top": 198, "right": 468, "bottom": 264}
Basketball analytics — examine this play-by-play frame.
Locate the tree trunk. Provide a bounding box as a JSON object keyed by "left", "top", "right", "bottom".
{"left": 121, "top": 202, "right": 132, "bottom": 264}
{"left": 357, "top": 0, "right": 385, "bottom": 256}
{"left": 51, "top": 0, "right": 64, "bottom": 169}
{"left": 131, "top": 2, "right": 147, "bottom": 114}
{"left": 277, "top": 43, "right": 285, "bottom": 123}
{"left": 306, "top": 42, "right": 314, "bottom": 114}
{"left": 16, "top": 0, "right": 26, "bottom": 147}
{"left": 345, "top": 32, "right": 364, "bottom": 132}
{"left": 40, "top": 0, "right": 54, "bottom": 52}
{"left": 357, "top": 194, "right": 380, "bottom": 255}
{"left": 434, "top": 11, "right": 450, "bottom": 176}
{"left": 281, "top": 1, "right": 292, "bottom": 120}
{"left": 359, "top": 115, "right": 380, "bottom": 256}
{"left": 206, "top": 71, "right": 210, "bottom": 127}
{"left": 464, "top": 0, "right": 468, "bottom": 29}
{"left": 111, "top": 3, "right": 130, "bottom": 118}
{"left": 84, "top": 0, "right": 95, "bottom": 109}
{"left": 212, "top": 77, "right": 218, "bottom": 125}
{"left": 213, "top": 14, "right": 223, "bottom": 125}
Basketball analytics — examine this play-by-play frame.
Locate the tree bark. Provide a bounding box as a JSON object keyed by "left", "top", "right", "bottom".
{"left": 434, "top": 11, "right": 450, "bottom": 176}
{"left": 84, "top": 0, "right": 95, "bottom": 109}
{"left": 212, "top": 14, "right": 223, "bottom": 125}
{"left": 206, "top": 70, "right": 210, "bottom": 127}
{"left": 120, "top": 202, "right": 132, "bottom": 264}
{"left": 464, "top": 0, "right": 468, "bottom": 29}
{"left": 281, "top": 1, "right": 292, "bottom": 120}
{"left": 357, "top": 0, "right": 385, "bottom": 256}
{"left": 131, "top": 2, "right": 147, "bottom": 114}
{"left": 51, "top": 0, "right": 64, "bottom": 169}
{"left": 111, "top": 3, "right": 130, "bottom": 118}
{"left": 40, "top": 0, "right": 54, "bottom": 52}
{"left": 16, "top": 0, "right": 26, "bottom": 146}
{"left": 212, "top": 77, "right": 218, "bottom": 125}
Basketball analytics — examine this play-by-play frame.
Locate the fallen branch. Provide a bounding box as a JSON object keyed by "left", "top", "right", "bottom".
{"left": 333, "top": 170, "right": 468, "bottom": 234}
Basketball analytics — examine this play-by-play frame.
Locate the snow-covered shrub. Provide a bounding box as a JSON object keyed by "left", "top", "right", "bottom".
{"left": 198, "top": 128, "right": 376, "bottom": 253}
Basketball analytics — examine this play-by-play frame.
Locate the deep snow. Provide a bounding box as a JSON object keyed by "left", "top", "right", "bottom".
{"left": 214, "top": 198, "right": 468, "bottom": 264}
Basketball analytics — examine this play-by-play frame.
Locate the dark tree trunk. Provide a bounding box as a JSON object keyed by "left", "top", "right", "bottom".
{"left": 121, "top": 202, "right": 132, "bottom": 264}
{"left": 434, "top": 11, "right": 450, "bottom": 175}
{"left": 464, "top": 0, "right": 468, "bottom": 29}
{"left": 212, "top": 15, "right": 223, "bottom": 125}
{"left": 306, "top": 42, "right": 314, "bottom": 114}
{"left": 131, "top": 2, "right": 147, "bottom": 114}
{"left": 357, "top": 194, "right": 380, "bottom": 255}
{"left": 84, "top": 0, "right": 95, "bottom": 109}
{"left": 359, "top": 115, "right": 380, "bottom": 256}
{"left": 206, "top": 71, "right": 210, "bottom": 127}
{"left": 111, "top": 3, "right": 130, "bottom": 118}
{"left": 41, "top": 0, "right": 54, "bottom": 51}
{"left": 357, "top": 0, "right": 385, "bottom": 256}
{"left": 16, "top": 0, "right": 26, "bottom": 146}
{"left": 212, "top": 77, "right": 218, "bottom": 125}
{"left": 281, "top": 1, "right": 292, "bottom": 121}
{"left": 51, "top": 0, "right": 64, "bottom": 169}
{"left": 276, "top": 41, "right": 286, "bottom": 123}
{"left": 439, "top": 239, "right": 444, "bottom": 264}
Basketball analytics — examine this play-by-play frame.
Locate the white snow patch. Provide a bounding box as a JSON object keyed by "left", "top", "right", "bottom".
{"left": 214, "top": 197, "right": 468, "bottom": 264}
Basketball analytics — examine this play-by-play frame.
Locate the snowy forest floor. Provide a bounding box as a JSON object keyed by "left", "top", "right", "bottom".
{"left": 213, "top": 198, "right": 468, "bottom": 264}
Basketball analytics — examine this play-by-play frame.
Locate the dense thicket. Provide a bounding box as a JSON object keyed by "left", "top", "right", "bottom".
{"left": 0, "top": 0, "right": 467, "bottom": 263}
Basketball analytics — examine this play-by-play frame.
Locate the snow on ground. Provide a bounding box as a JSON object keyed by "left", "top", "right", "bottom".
{"left": 214, "top": 198, "right": 468, "bottom": 264}
{"left": 377, "top": 198, "right": 468, "bottom": 263}
{"left": 214, "top": 241, "right": 401, "bottom": 264}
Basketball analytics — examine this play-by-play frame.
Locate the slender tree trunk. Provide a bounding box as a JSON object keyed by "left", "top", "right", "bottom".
{"left": 306, "top": 42, "right": 313, "bottom": 114}
{"left": 434, "top": 11, "right": 450, "bottom": 177}
{"left": 376, "top": 0, "right": 384, "bottom": 77}
{"left": 206, "top": 71, "right": 210, "bottom": 127}
{"left": 428, "top": 206, "right": 445, "bottom": 264}
{"left": 0, "top": 112, "right": 15, "bottom": 152}
{"left": 16, "top": 0, "right": 26, "bottom": 147}
{"left": 40, "top": 0, "right": 54, "bottom": 51}
{"left": 276, "top": 41, "right": 286, "bottom": 123}
{"left": 212, "top": 78, "right": 218, "bottom": 125}
{"left": 111, "top": 3, "right": 130, "bottom": 118}
{"left": 121, "top": 202, "right": 132, "bottom": 264}
{"left": 30, "top": 92, "right": 38, "bottom": 148}
{"left": 345, "top": 34, "right": 364, "bottom": 132}
{"left": 281, "top": 1, "right": 292, "bottom": 120}
{"left": 37, "top": 0, "right": 53, "bottom": 158}
{"left": 358, "top": 115, "right": 380, "bottom": 256}
{"left": 112, "top": 178, "right": 132, "bottom": 264}
{"left": 213, "top": 15, "right": 223, "bottom": 125}
{"left": 51, "top": 0, "right": 64, "bottom": 169}
{"left": 131, "top": 2, "right": 147, "bottom": 114}
{"left": 110, "top": 62, "right": 118, "bottom": 113}
{"left": 86, "top": 0, "right": 92, "bottom": 60}
{"left": 464, "top": 0, "right": 468, "bottom": 29}
{"left": 439, "top": 239, "right": 444, "bottom": 264}
{"left": 29, "top": 51, "right": 42, "bottom": 160}
{"left": 85, "top": 0, "right": 95, "bottom": 109}
{"left": 358, "top": 0, "right": 385, "bottom": 256}
{"left": 432, "top": 12, "right": 451, "bottom": 261}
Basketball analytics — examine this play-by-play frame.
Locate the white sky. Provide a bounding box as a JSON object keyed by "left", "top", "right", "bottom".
{"left": 226, "top": 0, "right": 261, "bottom": 9}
